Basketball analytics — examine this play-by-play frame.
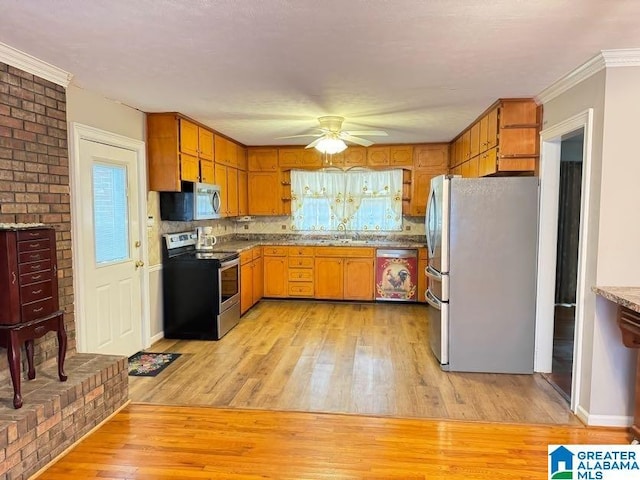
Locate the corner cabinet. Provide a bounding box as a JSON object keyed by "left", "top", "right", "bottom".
{"left": 0, "top": 227, "right": 67, "bottom": 408}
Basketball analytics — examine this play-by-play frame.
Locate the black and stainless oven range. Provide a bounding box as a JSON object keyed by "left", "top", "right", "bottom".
{"left": 162, "top": 231, "right": 240, "bottom": 340}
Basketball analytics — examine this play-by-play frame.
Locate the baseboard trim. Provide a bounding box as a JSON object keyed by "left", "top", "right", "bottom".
{"left": 576, "top": 405, "right": 633, "bottom": 427}
{"left": 150, "top": 332, "right": 164, "bottom": 345}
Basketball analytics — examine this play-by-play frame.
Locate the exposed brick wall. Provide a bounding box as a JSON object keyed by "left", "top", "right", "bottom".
{"left": 0, "top": 61, "right": 75, "bottom": 383}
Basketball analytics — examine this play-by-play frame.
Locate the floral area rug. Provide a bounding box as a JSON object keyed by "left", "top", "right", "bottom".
{"left": 128, "top": 352, "right": 181, "bottom": 377}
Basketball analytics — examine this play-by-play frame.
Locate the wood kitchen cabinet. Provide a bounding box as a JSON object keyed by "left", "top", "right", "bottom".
{"left": 248, "top": 171, "right": 282, "bottom": 215}
{"left": 240, "top": 247, "right": 263, "bottom": 315}
{"left": 314, "top": 257, "right": 344, "bottom": 300}
{"left": 248, "top": 147, "right": 278, "bottom": 171}
{"left": 287, "top": 246, "right": 314, "bottom": 297}
{"left": 409, "top": 144, "right": 449, "bottom": 216}
{"left": 367, "top": 147, "right": 390, "bottom": 166}
{"left": 278, "top": 147, "right": 323, "bottom": 169}
{"left": 450, "top": 99, "right": 541, "bottom": 177}
{"left": 314, "top": 247, "right": 374, "bottom": 300}
{"left": 215, "top": 164, "right": 239, "bottom": 217}
{"left": 214, "top": 135, "right": 237, "bottom": 167}
{"left": 263, "top": 246, "right": 288, "bottom": 297}
{"left": 343, "top": 258, "right": 374, "bottom": 300}
{"left": 0, "top": 227, "right": 67, "bottom": 408}
{"left": 237, "top": 169, "right": 248, "bottom": 216}
{"left": 147, "top": 113, "right": 219, "bottom": 191}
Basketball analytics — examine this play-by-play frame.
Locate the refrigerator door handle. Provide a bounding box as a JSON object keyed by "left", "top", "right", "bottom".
{"left": 425, "top": 265, "right": 442, "bottom": 281}
{"left": 425, "top": 288, "right": 442, "bottom": 310}
{"left": 425, "top": 188, "right": 435, "bottom": 257}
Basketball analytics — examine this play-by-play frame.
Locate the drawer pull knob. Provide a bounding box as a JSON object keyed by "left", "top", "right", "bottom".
{"left": 30, "top": 254, "right": 39, "bottom": 259}
{"left": 32, "top": 289, "right": 43, "bottom": 295}
{"left": 29, "top": 243, "right": 39, "bottom": 248}
{"left": 31, "top": 264, "right": 41, "bottom": 270}
{"left": 28, "top": 232, "right": 38, "bottom": 237}
{"left": 31, "top": 274, "right": 42, "bottom": 280}
{"left": 32, "top": 307, "right": 44, "bottom": 313}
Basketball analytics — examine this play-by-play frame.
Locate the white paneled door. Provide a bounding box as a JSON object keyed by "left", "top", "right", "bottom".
{"left": 77, "top": 138, "right": 144, "bottom": 356}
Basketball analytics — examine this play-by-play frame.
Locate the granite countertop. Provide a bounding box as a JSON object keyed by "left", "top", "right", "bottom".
{"left": 593, "top": 286, "right": 640, "bottom": 313}
{"left": 213, "top": 237, "right": 425, "bottom": 254}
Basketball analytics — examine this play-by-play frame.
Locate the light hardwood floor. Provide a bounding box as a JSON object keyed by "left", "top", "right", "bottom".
{"left": 36, "top": 404, "right": 627, "bottom": 480}
{"left": 130, "top": 300, "right": 579, "bottom": 425}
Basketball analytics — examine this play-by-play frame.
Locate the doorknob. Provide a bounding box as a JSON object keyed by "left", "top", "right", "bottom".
{"left": 135, "top": 260, "right": 145, "bottom": 269}
{"left": 134, "top": 241, "right": 141, "bottom": 248}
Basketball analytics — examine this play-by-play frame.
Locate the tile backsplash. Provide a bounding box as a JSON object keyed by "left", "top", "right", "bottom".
{"left": 146, "top": 192, "right": 426, "bottom": 265}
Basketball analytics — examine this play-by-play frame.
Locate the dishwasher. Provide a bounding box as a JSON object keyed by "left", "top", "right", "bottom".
{"left": 375, "top": 249, "right": 418, "bottom": 301}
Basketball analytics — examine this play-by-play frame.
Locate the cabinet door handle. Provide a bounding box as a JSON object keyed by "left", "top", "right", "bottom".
{"left": 32, "top": 307, "right": 44, "bottom": 313}
{"left": 32, "top": 289, "right": 43, "bottom": 295}
{"left": 11, "top": 272, "right": 16, "bottom": 284}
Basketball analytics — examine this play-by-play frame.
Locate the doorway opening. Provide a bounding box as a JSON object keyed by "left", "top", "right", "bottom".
{"left": 546, "top": 130, "right": 584, "bottom": 400}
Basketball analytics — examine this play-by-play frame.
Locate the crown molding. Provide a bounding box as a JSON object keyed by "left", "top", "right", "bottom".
{"left": 536, "top": 49, "right": 640, "bottom": 104}
{"left": 0, "top": 42, "right": 72, "bottom": 88}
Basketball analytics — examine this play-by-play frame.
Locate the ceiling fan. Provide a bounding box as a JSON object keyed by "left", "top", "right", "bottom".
{"left": 278, "top": 116, "right": 388, "bottom": 154}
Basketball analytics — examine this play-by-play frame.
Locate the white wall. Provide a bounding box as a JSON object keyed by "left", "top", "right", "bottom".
{"left": 66, "top": 85, "right": 145, "bottom": 140}
{"left": 542, "top": 67, "right": 638, "bottom": 425}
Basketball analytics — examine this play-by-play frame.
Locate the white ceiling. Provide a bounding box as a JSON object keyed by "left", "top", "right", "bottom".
{"left": 2, "top": 0, "right": 640, "bottom": 146}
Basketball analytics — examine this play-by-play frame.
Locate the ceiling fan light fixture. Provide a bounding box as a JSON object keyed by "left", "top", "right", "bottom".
{"left": 315, "top": 136, "right": 347, "bottom": 155}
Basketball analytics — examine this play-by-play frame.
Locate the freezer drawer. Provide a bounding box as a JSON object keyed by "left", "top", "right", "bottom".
{"left": 375, "top": 249, "right": 418, "bottom": 301}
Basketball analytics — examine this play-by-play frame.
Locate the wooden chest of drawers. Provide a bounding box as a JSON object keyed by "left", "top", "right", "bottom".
{"left": 0, "top": 227, "right": 67, "bottom": 408}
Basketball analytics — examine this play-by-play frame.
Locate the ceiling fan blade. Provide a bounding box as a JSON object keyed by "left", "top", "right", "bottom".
{"left": 340, "top": 133, "right": 374, "bottom": 147}
{"left": 305, "top": 137, "right": 324, "bottom": 149}
{"left": 275, "top": 133, "right": 322, "bottom": 139}
{"left": 343, "top": 130, "right": 388, "bottom": 137}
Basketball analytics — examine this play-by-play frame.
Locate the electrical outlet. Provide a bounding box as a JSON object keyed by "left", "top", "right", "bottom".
{"left": 281, "top": 224, "right": 287, "bottom": 230}
{"left": 244, "top": 224, "right": 249, "bottom": 230}
{"left": 405, "top": 225, "right": 411, "bottom": 231}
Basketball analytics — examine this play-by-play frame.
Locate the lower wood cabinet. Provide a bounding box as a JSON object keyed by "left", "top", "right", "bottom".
{"left": 240, "top": 247, "right": 263, "bottom": 315}
{"left": 314, "top": 247, "right": 374, "bottom": 301}
{"left": 263, "top": 246, "right": 288, "bottom": 297}
{"left": 343, "top": 258, "right": 374, "bottom": 300}
{"left": 287, "top": 246, "right": 314, "bottom": 297}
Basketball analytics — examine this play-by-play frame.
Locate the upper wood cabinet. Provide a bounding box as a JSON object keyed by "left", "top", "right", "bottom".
{"left": 148, "top": 113, "right": 219, "bottom": 191}
{"left": 248, "top": 171, "right": 281, "bottom": 215}
{"left": 237, "top": 145, "right": 248, "bottom": 170}
{"left": 237, "top": 169, "right": 248, "bottom": 216}
{"left": 367, "top": 147, "right": 390, "bottom": 166}
{"left": 450, "top": 99, "right": 541, "bottom": 178}
{"left": 414, "top": 144, "right": 448, "bottom": 170}
{"left": 215, "top": 135, "right": 237, "bottom": 166}
{"left": 248, "top": 148, "right": 278, "bottom": 171}
{"left": 278, "top": 147, "right": 323, "bottom": 169}
{"left": 390, "top": 146, "right": 413, "bottom": 166}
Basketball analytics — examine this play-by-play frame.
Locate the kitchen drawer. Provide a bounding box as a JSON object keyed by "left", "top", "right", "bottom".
{"left": 21, "top": 297, "right": 56, "bottom": 322}
{"left": 19, "top": 249, "right": 51, "bottom": 264}
{"left": 20, "top": 280, "right": 53, "bottom": 305}
{"left": 20, "top": 269, "right": 51, "bottom": 286}
{"left": 288, "top": 268, "right": 313, "bottom": 281}
{"left": 18, "top": 237, "right": 50, "bottom": 253}
{"left": 263, "top": 246, "right": 287, "bottom": 256}
{"left": 288, "top": 282, "right": 314, "bottom": 297}
{"left": 17, "top": 229, "right": 50, "bottom": 241}
{"left": 288, "top": 257, "right": 314, "bottom": 268}
{"left": 315, "top": 246, "right": 374, "bottom": 258}
{"left": 288, "top": 246, "right": 314, "bottom": 257}
{"left": 19, "top": 259, "right": 51, "bottom": 276}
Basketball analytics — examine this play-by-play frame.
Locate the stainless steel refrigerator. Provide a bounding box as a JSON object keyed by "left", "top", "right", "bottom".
{"left": 425, "top": 175, "right": 539, "bottom": 373}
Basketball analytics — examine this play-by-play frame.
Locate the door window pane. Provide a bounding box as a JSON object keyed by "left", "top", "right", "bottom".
{"left": 93, "top": 163, "right": 129, "bottom": 264}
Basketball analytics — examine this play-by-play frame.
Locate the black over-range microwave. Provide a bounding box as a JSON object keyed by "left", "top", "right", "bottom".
{"left": 159, "top": 182, "right": 222, "bottom": 221}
